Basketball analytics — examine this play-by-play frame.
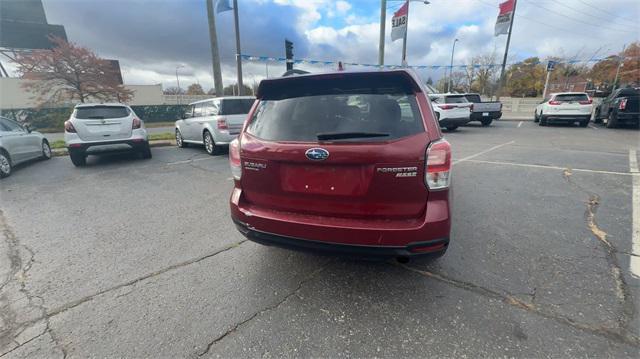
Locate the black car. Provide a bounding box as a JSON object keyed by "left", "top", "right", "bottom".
{"left": 594, "top": 88, "right": 640, "bottom": 128}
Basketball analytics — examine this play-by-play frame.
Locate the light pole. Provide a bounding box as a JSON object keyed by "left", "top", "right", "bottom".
{"left": 175, "top": 65, "right": 184, "bottom": 104}
{"left": 447, "top": 38, "right": 458, "bottom": 93}
{"left": 612, "top": 44, "right": 626, "bottom": 91}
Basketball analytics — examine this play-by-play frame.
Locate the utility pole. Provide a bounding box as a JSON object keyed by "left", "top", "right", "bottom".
{"left": 232, "top": 0, "right": 244, "bottom": 95}
{"left": 447, "top": 38, "right": 459, "bottom": 93}
{"left": 498, "top": 0, "right": 517, "bottom": 98}
{"left": 542, "top": 60, "right": 555, "bottom": 99}
{"left": 175, "top": 65, "right": 183, "bottom": 105}
{"left": 206, "top": 0, "right": 223, "bottom": 96}
{"left": 612, "top": 44, "right": 626, "bottom": 91}
{"left": 378, "top": 0, "right": 387, "bottom": 66}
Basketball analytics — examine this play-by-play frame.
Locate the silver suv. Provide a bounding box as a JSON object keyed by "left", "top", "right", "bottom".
{"left": 64, "top": 103, "right": 151, "bottom": 166}
{"left": 175, "top": 96, "right": 255, "bottom": 155}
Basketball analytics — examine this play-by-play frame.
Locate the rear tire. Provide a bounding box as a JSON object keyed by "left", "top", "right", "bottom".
{"left": 606, "top": 112, "right": 618, "bottom": 128}
{"left": 481, "top": 118, "right": 493, "bottom": 126}
{"left": 594, "top": 109, "right": 603, "bottom": 124}
{"left": 203, "top": 131, "right": 221, "bottom": 155}
{"left": 0, "top": 150, "right": 12, "bottom": 178}
{"left": 579, "top": 119, "right": 589, "bottom": 127}
{"left": 446, "top": 126, "right": 458, "bottom": 131}
{"left": 534, "top": 111, "right": 540, "bottom": 123}
{"left": 140, "top": 143, "right": 152, "bottom": 159}
{"left": 539, "top": 115, "right": 548, "bottom": 126}
{"left": 69, "top": 149, "right": 86, "bottom": 167}
{"left": 41, "top": 140, "right": 52, "bottom": 160}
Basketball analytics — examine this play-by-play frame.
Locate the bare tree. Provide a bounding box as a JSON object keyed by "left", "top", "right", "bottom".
{"left": 14, "top": 36, "right": 133, "bottom": 106}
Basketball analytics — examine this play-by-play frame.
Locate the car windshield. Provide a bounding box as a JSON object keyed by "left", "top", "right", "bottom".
{"left": 220, "top": 99, "right": 254, "bottom": 115}
{"left": 75, "top": 106, "right": 129, "bottom": 119}
{"left": 554, "top": 94, "right": 589, "bottom": 102}
{"left": 247, "top": 93, "right": 423, "bottom": 142}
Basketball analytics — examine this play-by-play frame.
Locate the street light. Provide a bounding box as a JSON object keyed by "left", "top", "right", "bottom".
{"left": 447, "top": 38, "right": 459, "bottom": 93}
{"left": 175, "top": 65, "right": 184, "bottom": 104}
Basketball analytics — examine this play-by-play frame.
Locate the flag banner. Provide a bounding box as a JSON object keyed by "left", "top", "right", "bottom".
{"left": 215, "top": 0, "right": 233, "bottom": 13}
{"left": 391, "top": 1, "right": 408, "bottom": 42}
{"left": 494, "top": 0, "right": 514, "bottom": 36}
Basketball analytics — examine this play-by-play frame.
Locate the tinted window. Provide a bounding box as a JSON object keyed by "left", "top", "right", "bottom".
{"left": 554, "top": 94, "right": 588, "bottom": 102}
{"left": 1, "top": 118, "right": 24, "bottom": 132}
{"left": 464, "top": 94, "right": 481, "bottom": 103}
{"left": 220, "top": 99, "right": 254, "bottom": 115}
{"left": 193, "top": 103, "right": 206, "bottom": 117}
{"left": 75, "top": 106, "right": 129, "bottom": 119}
{"left": 429, "top": 96, "right": 442, "bottom": 104}
{"left": 445, "top": 96, "right": 468, "bottom": 104}
{"left": 247, "top": 94, "right": 424, "bottom": 142}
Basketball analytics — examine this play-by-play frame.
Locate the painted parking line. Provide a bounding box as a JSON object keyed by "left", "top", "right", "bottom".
{"left": 517, "top": 121, "right": 523, "bottom": 128}
{"left": 453, "top": 140, "right": 515, "bottom": 164}
{"left": 589, "top": 124, "right": 599, "bottom": 130}
{"left": 165, "top": 157, "right": 212, "bottom": 166}
{"left": 462, "top": 159, "right": 634, "bottom": 177}
{"left": 630, "top": 149, "right": 640, "bottom": 278}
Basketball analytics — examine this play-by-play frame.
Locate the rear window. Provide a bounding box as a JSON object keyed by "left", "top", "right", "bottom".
{"left": 75, "top": 106, "right": 129, "bottom": 119}
{"left": 445, "top": 96, "right": 468, "bottom": 104}
{"left": 464, "top": 94, "right": 481, "bottom": 103}
{"left": 220, "top": 99, "right": 254, "bottom": 115}
{"left": 553, "top": 94, "right": 588, "bottom": 102}
{"left": 247, "top": 94, "right": 424, "bottom": 142}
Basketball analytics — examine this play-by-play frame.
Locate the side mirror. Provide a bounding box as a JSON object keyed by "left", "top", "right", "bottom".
{"left": 24, "top": 124, "right": 32, "bottom": 133}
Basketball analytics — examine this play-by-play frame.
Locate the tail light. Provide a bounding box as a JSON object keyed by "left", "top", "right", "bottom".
{"left": 229, "top": 137, "right": 242, "bottom": 180}
{"left": 217, "top": 117, "right": 228, "bottom": 130}
{"left": 579, "top": 99, "right": 592, "bottom": 105}
{"left": 64, "top": 120, "right": 76, "bottom": 133}
{"left": 469, "top": 104, "right": 474, "bottom": 111}
{"left": 132, "top": 117, "right": 142, "bottom": 129}
{"left": 548, "top": 100, "right": 561, "bottom": 105}
{"left": 619, "top": 98, "right": 627, "bottom": 111}
{"left": 499, "top": 103, "right": 503, "bottom": 110}
{"left": 437, "top": 104, "right": 454, "bottom": 110}
{"left": 425, "top": 139, "right": 452, "bottom": 190}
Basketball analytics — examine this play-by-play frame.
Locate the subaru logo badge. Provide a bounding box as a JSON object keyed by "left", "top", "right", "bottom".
{"left": 305, "top": 148, "right": 329, "bottom": 161}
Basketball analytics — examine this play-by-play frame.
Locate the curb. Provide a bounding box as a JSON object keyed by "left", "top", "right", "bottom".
{"left": 51, "top": 140, "right": 176, "bottom": 157}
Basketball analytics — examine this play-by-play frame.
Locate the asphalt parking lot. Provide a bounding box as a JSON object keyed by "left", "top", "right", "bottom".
{"left": 1, "top": 120, "right": 639, "bottom": 357}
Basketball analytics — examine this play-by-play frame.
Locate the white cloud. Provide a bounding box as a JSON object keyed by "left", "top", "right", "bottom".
{"left": 336, "top": 1, "right": 351, "bottom": 14}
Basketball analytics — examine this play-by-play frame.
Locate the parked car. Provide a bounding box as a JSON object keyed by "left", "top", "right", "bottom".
{"left": 593, "top": 88, "right": 640, "bottom": 128}
{"left": 175, "top": 96, "right": 256, "bottom": 155}
{"left": 0, "top": 116, "right": 52, "bottom": 178}
{"left": 229, "top": 69, "right": 452, "bottom": 261}
{"left": 64, "top": 103, "right": 151, "bottom": 167}
{"left": 428, "top": 94, "right": 472, "bottom": 131}
{"left": 463, "top": 93, "right": 502, "bottom": 126}
{"left": 534, "top": 92, "right": 592, "bottom": 127}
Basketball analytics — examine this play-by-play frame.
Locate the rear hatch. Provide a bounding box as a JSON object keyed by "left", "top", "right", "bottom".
{"left": 550, "top": 93, "right": 590, "bottom": 114}
{"left": 72, "top": 105, "right": 133, "bottom": 141}
{"left": 239, "top": 72, "right": 431, "bottom": 219}
{"left": 220, "top": 98, "right": 255, "bottom": 134}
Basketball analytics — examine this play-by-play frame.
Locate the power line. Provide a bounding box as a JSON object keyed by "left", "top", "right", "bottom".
{"left": 575, "top": 0, "right": 640, "bottom": 24}
{"left": 549, "top": 0, "right": 638, "bottom": 27}
{"left": 523, "top": 1, "right": 638, "bottom": 34}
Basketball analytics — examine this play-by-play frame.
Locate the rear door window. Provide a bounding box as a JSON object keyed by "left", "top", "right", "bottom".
{"left": 193, "top": 103, "right": 205, "bottom": 117}
{"left": 220, "top": 99, "right": 254, "bottom": 115}
{"left": 75, "top": 106, "right": 129, "bottom": 119}
{"left": 554, "top": 94, "right": 588, "bottom": 102}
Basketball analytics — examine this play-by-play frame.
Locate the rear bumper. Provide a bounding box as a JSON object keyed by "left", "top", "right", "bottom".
{"left": 212, "top": 130, "right": 240, "bottom": 145}
{"left": 229, "top": 187, "right": 451, "bottom": 256}
{"left": 543, "top": 114, "right": 590, "bottom": 122}
{"left": 470, "top": 111, "right": 502, "bottom": 120}
{"left": 615, "top": 112, "right": 640, "bottom": 123}
{"left": 233, "top": 217, "right": 448, "bottom": 258}
{"left": 66, "top": 139, "right": 149, "bottom": 154}
{"left": 439, "top": 117, "right": 471, "bottom": 127}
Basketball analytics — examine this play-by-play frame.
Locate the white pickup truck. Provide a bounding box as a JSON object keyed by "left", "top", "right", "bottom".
{"left": 463, "top": 93, "right": 502, "bottom": 126}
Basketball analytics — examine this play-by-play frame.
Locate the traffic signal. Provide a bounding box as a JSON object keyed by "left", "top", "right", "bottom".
{"left": 285, "top": 39, "right": 293, "bottom": 70}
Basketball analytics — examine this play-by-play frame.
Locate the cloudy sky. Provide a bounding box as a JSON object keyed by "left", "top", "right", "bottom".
{"left": 33, "top": 0, "right": 640, "bottom": 91}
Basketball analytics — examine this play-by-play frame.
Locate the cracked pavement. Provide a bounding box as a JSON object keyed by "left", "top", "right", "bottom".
{"left": 1, "top": 121, "right": 639, "bottom": 357}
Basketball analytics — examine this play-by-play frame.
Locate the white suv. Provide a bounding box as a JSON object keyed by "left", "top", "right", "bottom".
{"left": 429, "top": 94, "right": 472, "bottom": 131}
{"left": 64, "top": 103, "right": 151, "bottom": 166}
{"left": 534, "top": 92, "right": 592, "bottom": 127}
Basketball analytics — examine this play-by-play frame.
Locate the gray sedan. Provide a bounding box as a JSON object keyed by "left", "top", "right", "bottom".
{"left": 0, "top": 116, "right": 52, "bottom": 178}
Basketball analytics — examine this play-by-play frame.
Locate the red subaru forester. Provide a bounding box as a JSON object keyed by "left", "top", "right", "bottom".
{"left": 229, "top": 69, "right": 452, "bottom": 260}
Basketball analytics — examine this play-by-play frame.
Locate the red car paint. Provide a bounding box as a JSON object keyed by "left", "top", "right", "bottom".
{"left": 229, "top": 69, "right": 451, "bottom": 258}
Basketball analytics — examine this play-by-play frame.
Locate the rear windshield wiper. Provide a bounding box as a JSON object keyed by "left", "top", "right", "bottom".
{"left": 317, "top": 132, "right": 390, "bottom": 141}
{"left": 87, "top": 116, "right": 105, "bottom": 119}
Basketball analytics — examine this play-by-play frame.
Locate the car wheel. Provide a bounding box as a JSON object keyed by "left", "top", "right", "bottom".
{"left": 203, "top": 131, "right": 220, "bottom": 155}
{"left": 539, "top": 115, "right": 548, "bottom": 126}
{"left": 69, "top": 149, "right": 86, "bottom": 167}
{"left": 41, "top": 140, "right": 52, "bottom": 160}
{"left": 0, "top": 150, "right": 12, "bottom": 178}
{"left": 141, "top": 143, "right": 152, "bottom": 159}
{"left": 481, "top": 118, "right": 492, "bottom": 126}
{"left": 579, "top": 119, "right": 589, "bottom": 127}
{"left": 534, "top": 111, "right": 539, "bottom": 123}
{"left": 446, "top": 126, "right": 458, "bottom": 131}
{"left": 606, "top": 112, "right": 618, "bottom": 128}
{"left": 175, "top": 129, "right": 187, "bottom": 148}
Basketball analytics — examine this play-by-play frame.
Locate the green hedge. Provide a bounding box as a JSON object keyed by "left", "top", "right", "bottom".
{"left": 0, "top": 105, "right": 187, "bottom": 131}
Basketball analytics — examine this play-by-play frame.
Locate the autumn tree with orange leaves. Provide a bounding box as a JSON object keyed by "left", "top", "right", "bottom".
{"left": 14, "top": 36, "right": 133, "bottom": 106}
